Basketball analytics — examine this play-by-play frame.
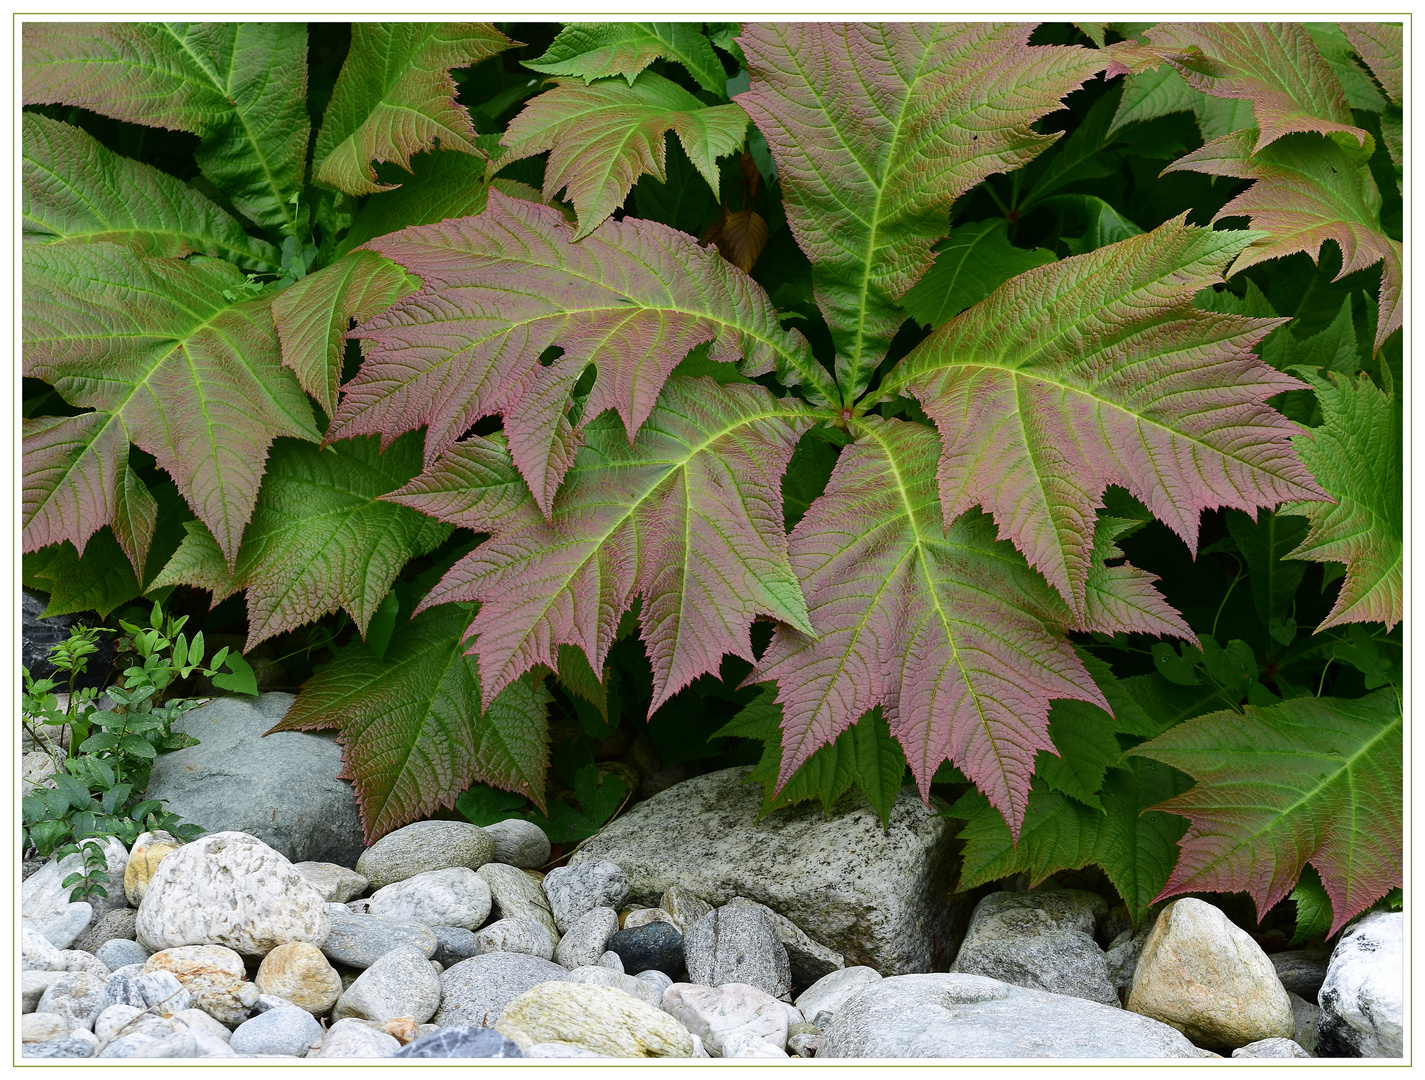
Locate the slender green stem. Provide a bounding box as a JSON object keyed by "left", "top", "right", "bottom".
{"left": 1316, "top": 659, "right": 1334, "bottom": 697}
{"left": 1209, "top": 560, "right": 1244, "bottom": 640}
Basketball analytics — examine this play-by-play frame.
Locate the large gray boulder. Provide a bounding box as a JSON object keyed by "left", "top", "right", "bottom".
{"left": 568, "top": 766, "right": 960, "bottom": 974}
{"left": 143, "top": 693, "right": 364, "bottom": 867}
{"left": 1318, "top": 911, "right": 1403, "bottom": 1058}
{"left": 818, "top": 974, "right": 1201, "bottom": 1058}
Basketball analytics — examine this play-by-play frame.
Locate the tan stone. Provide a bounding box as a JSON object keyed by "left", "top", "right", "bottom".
{"left": 1127, "top": 898, "right": 1294, "bottom": 1050}
{"left": 255, "top": 942, "right": 343, "bottom": 1016}
{"left": 145, "top": 944, "right": 259, "bottom": 1026}
{"left": 124, "top": 831, "right": 180, "bottom": 907}
{"left": 496, "top": 981, "right": 694, "bottom": 1058}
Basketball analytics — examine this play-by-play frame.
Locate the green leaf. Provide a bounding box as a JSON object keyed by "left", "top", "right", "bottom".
{"left": 1224, "top": 509, "right": 1310, "bottom": 625}
{"left": 1289, "top": 863, "right": 1334, "bottom": 944}
{"left": 23, "top": 243, "right": 319, "bottom": 569}
{"left": 152, "top": 434, "right": 450, "bottom": 649}
{"left": 313, "top": 23, "right": 517, "bottom": 195}
{"left": 1042, "top": 194, "right": 1144, "bottom": 254}
{"left": 573, "top": 763, "right": 628, "bottom": 826}
{"left": 365, "top": 591, "right": 400, "bottom": 660}
{"left": 78, "top": 731, "right": 120, "bottom": 754}
{"left": 24, "top": 530, "right": 140, "bottom": 618}
{"left": 1019, "top": 89, "right": 1123, "bottom": 209}
{"left": 500, "top": 72, "right": 748, "bottom": 239}
{"left": 22, "top": 113, "right": 280, "bottom": 272}
{"left": 555, "top": 645, "right": 608, "bottom": 720}
{"left": 899, "top": 219, "right": 1057, "bottom": 327}
{"left": 737, "top": 23, "right": 1108, "bottom": 398}
{"left": 455, "top": 783, "right": 528, "bottom": 827}
{"left": 119, "top": 734, "right": 157, "bottom": 759}
{"left": 1130, "top": 688, "right": 1402, "bottom": 934}
{"left": 1035, "top": 700, "right": 1124, "bottom": 812}
{"left": 1110, "top": 63, "right": 1258, "bottom": 143}
{"left": 211, "top": 653, "right": 257, "bottom": 697}
{"left": 269, "top": 602, "right": 552, "bottom": 842}
{"left": 526, "top": 22, "right": 728, "bottom": 97}
{"left": 24, "top": 23, "right": 310, "bottom": 234}
{"left": 1280, "top": 370, "right": 1401, "bottom": 631}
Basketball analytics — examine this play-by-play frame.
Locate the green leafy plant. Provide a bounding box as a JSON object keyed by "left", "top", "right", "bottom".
{"left": 23, "top": 21, "right": 1401, "bottom": 939}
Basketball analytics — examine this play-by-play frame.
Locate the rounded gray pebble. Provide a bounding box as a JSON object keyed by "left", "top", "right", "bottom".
{"left": 230, "top": 1005, "right": 324, "bottom": 1057}
{"left": 96, "top": 939, "right": 150, "bottom": 972}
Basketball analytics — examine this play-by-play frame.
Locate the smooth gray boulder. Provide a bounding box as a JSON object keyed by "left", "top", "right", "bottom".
{"left": 143, "top": 693, "right": 364, "bottom": 867}
{"left": 569, "top": 766, "right": 960, "bottom": 974}
{"left": 432, "top": 952, "right": 572, "bottom": 1028}
{"left": 818, "top": 974, "right": 1202, "bottom": 1058}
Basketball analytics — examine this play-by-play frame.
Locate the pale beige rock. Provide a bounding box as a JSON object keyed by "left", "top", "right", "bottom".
{"left": 293, "top": 862, "right": 368, "bottom": 904}
{"left": 1127, "top": 898, "right": 1294, "bottom": 1050}
{"left": 624, "top": 908, "right": 676, "bottom": 930}
{"left": 125, "top": 831, "right": 180, "bottom": 906}
{"left": 315, "top": 1017, "right": 401, "bottom": 1057}
{"left": 135, "top": 831, "right": 331, "bottom": 957}
{"left": 21, "top": 1012, "right": 69, "bottom": 1043}
{"left": 478, "top": 862, "right": 561, "bottom": 946}
{"left": 256, "top": 942, "right": 343, "bottom": 1016}
{"left": 144, "top": 945, "right": 259, "bottom": 1027}
{"left": 171, "top": 1008, "right": 233, "bottom": 1042}
{"left": 497, "top": 981, "right": 694, "bottom": 1058}
{"left": 660, "top": 885, "right": 712, "bottom": 935}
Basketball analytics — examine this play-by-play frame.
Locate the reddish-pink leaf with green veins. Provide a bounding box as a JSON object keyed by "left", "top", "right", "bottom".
{"left": 388, "top": 377, "right": 814, "bottom": 712}
{"left": 755, "top": 417, "right": 1106, "bottom": 837}
{"left": 885, "top": 219, "right": 1324, "bottom": 621}
{"left": 343, "top": 192, "right": 831, "bottom": 515}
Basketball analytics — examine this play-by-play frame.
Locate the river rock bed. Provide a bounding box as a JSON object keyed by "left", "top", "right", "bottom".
{"left": 20, "top": 698, "right": 1403, "bottom": 1060}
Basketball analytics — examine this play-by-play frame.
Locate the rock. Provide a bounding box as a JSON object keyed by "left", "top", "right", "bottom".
{"left": 293, "top": 862, "right": 369, "bottom": 903}
{"left": 253, "top": 993, "right": 297, "bottom": 1013}
{"left": 795, "top": 966, "right": 884, "bottom": 1028}
{"left": 22, "top": 927, "right": 63, "bottom": 971}
{"left": 1127, "top": 897, "right": 1294, "bottom": 1050}
{"left": 431, "top": 925, "right": 483, "bottom": 967}
{"left": 469, "top": 918, "right": 554, "bottom": 963}
{"left": 23, "top": 1030, "right": 98, "bottom": 1058}
{"left": 73, "top": 908, "right": 139, "bottom": 955}
{"left": 481, "top": 818, "right": 551, "bottom": 869}
{"left": 56, "top": 950, "right": 109, "bottom": 979}
{"left": 97, "top": 1020, "right": 199, "bottom": 1058}
{"left": 637, "top": 968, "right": 673, "bottom": 995}
{"left": 950, "top": 889, "right": 1118, "bottom": 1006}
{"left": 22, "top": 837, "right": 129, "bottom": 922}
{"left": 573, "top": 767, "right": 961, "bottom": 973}
{"left": 332, "top": 945, "right": 442, "bottom": 1024}
{"left": 819, "top": 973, "right": 1202, "bottom": 1057}
{"left": 393, "top": 1024, "right": 525, "bottom": 1058}
{"left": 598, "top": 950, "right": 624, "bottom": 972}
{"left": 229, "top": 1005, "right": 323, "bottom": 1056}
{"left": 315, "top": 1016, "right": 401, "bottom": 1058}
{"left": 661, "top": 885, "right": 714, "bottom": 934}
{"left": 363, "top": 866, "right": 491, "bottom": 931}
{"left": 104, "top": 968, "right": 191, "bottom": 1015}
{"left": 22, "top": 1012, "right": 69, "bottom": 1043}
{"left": 1233, "top": 1037, "right": 1311, "bottom": 1058}
{"left": 497, "top": 981, "right": 694, "bottom": 1058}
{"left": 543, "top": 859, "right": 630, "bottom": 934}
{"left": 685, "top": 905, "right": 791, "bottom": 1000}
{"left": 1288, "top": 991, "right": 1320, "bottom": 1055}
{"left": 172, "top": 1008, "right": 233, "bottom": 1042}
{"left": 724, "top": 1029, "right": 789, "bottom": 1057}
{"left": 1270, "top": 947, "right": 1332, "bottom": 1003}
{"left": 22, "top": 970, "right": 67, "bottom": 1012}
{"left": 255, "top": 942, "right": 343, "bottom": 1016}
{"left": 135, "top": 831, "right": 331, "bottom": 957}
{"left": 527, "top": 1042, "right": 611, "bottom": 1058}
{"left": 567, "top": 964, "right": 663, "bottom": 1008}
{"left": 1317, "top": 911, "right": 1403, "bottom": 1058}
{"left": 37, "top": 971, "right": 108, "bottom": 1032}
{"left": 727, "top": 896, "right": 846, "bottom": 986}
{"left": 356, "top": 819, "right": 494, "bottom": 889}
{"left": 663, "top": 982, "right": 800, "bottom": 1056}
{"left": 94, "top": 1003, "right": 146, "bottom": 1041}
{"left": 143, "top": 692, "right": 365, "bottom": 866}
{"left": 478, "top": 862, "right": 561, "bottom": 945}
{"left": 554, "top": 906, "right": 619, "bottom": 969}
{"left": 432, "top": 952, "right": 572, "bottom": 1027}
{"left": 608, "top": 920, "right": 685, "bottom": 977}
{"left": 145, "top": 944, "right": 259, "bottom": 1026}
{"left": 788, "top": 1031, "right": 819, "bottom": 1057}
{"left": 26, "top": 902, "right": 93, "bottom": 950}
{"left": 1099, "top": 904, "right": 1134, "bottom": 948}
{"left": 124, "top": 830, "right": 180, "bottom": 906}
{"left": 319, "top": 904, "right": 437, "bottom": 969}
{"left": 624, "top": 907, "right": 676, "bottom": 930}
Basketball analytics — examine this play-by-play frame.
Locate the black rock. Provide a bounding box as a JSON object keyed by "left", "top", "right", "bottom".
{"left": 608, "top": 921, "right": 685, "bottom": 977}
{"left": 22, "top": 590, "right": 113, "bottom": 688}
{"left": 392, "top": 1025, "right": 524, "bottom": 1059}
{"left": 431, "top": 925, "right": 482, "bottom": 968}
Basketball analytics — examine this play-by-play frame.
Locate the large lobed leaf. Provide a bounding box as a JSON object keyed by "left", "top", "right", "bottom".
{"left": 22, "top": 113, "right": 280, "bottom": 272}
{"left": 1280, "top": 370, "right": 1401, "bottom": 631}
{"left": 313, "top": 23, "right": 516, "bottom": 196}
{"left": 500, "top": 72, "right": 747, "bottom": 238}
{"left": 389, "top": 377, "right": 814, "bottom": 712}
{"left": 886, "top": 219, "right": 1323, "bottom": 621}
{"left": 1130, "top": 689, "right": 1402, "bottom": 934}
{"left": 23, "top": 243, "right": 319, "bottom": 570}
{"left": 755, "top": 416, "right": 1106, "bottom": 835}
{"left": 526, "top": 22, "right": 728, "bottom": 97}
{"left": 24, "top": 22, "right": 309, "bottom": 234}
{"left": 270, "top": 601, "right": 552, "bottom": 842}
{"left": 1167, "top": 130, "right": 1401, "bottom": 349}
{"left": 152, "top": 434, "right": 452, "bottom": 649}
{"left": 341, "top": 192, "right": 834, "bottom": 515}
{"left": 736, "top": 22, "right": 1108, "bottom": 397}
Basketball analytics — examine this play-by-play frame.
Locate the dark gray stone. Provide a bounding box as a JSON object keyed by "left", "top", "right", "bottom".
{"left": 685, "top": 905, "right": 791, "bottom": 1000}
{"left": 570, "top": 766, "right": 962, "bottom": 974}
{"left": 609, "top": 921, "right": 685, "bottom": 977}
{"left": 393, "top": 1024, "right": 525, "bottom": 1058}
{"left": 1270, "top": 948, "right": 1332, "bottom": 1002}
{"left": 144, "top": 693, "right": 365, "bottom": 866}
{"left": 819, "top": 974, "right": 1201, "bottom": 1058}
{"left": 72, "top": 908, "right": 139, "bottom": 955}
{"left": 431, "top": 925, "right": 482, "bottom": 968}
{"left": 320, "top": 904, "right": 437, "bottom": 969}
{"left": 432, "top": 953, "right": 572, "bottom": 1028}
